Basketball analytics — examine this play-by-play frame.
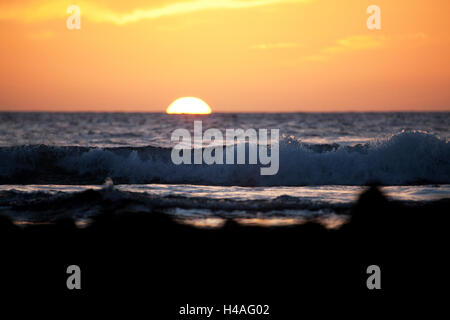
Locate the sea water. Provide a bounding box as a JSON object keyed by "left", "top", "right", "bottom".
{"left": 0, "top": 112, "right": 448, "bottom": 225}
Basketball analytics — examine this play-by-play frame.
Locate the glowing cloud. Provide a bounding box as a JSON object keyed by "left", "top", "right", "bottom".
{"left": 0, "top": 0, "right": 312, "bottom": 24}
{"left": 251, "top": 42, "right": 301, "bottom": 50}
{"left": 304, "top": 35, "right": 387, "bottom": 61}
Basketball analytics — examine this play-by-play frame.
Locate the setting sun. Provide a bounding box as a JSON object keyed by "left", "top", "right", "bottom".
{"left": 166, "top": 97, "right": 212, "bottom": 114}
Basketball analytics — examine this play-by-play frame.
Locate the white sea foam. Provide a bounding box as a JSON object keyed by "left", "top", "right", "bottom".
{"left": 0, "top": 131, "right": 448, "bottom": 186}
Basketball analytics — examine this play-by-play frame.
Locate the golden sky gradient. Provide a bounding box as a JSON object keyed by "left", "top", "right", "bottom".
{"left": 0, "top": 0, "right": 449, "bottom": 112}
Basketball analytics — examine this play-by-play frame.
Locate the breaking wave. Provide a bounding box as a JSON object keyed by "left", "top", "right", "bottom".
{"left": 0, "top": 131, "right": 449, "bottom": 186}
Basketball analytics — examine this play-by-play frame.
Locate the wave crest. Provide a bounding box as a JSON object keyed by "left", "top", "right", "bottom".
{"left": 0, "top": 131, "right": 448, "bottom": 186}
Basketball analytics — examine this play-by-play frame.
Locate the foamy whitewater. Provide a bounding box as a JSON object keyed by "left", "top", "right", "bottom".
{"left": 0, "top": 112, "right": 449, "bottom": 223}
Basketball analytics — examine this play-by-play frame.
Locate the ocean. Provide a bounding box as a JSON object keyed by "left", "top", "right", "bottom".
{"left": 1, "top": 112, "right": 449, "bottom": 226}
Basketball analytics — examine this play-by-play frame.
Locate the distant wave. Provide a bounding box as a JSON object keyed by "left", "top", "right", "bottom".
{"left": 0, "top": 131, "right": 449, "bottom": 186}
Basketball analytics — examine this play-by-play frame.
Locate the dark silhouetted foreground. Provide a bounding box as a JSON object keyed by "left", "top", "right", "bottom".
{"left": 0, "top": 186, "right": 448, "bottom": 316}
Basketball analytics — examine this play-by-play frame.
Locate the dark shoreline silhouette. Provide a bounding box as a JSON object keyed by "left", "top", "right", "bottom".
{"left": 0, "top": 186, "right": 448, "bottom": 315}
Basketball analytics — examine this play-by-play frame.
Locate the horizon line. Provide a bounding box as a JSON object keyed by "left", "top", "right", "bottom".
{"left": 0, "top": 110, "right": 449, "bottom": 114}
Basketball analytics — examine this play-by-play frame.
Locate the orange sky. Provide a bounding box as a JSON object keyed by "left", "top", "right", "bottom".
{"left": 0, "top": 0, "right": 449, "bottom": 112}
